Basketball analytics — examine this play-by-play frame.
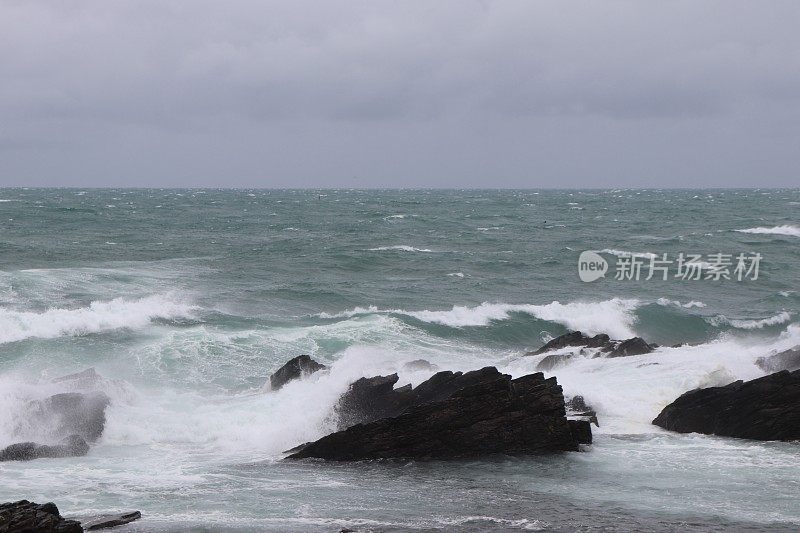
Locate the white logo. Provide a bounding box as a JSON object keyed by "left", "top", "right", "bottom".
{"left": 578, "top": 251, "right": 608, "bottom": 282}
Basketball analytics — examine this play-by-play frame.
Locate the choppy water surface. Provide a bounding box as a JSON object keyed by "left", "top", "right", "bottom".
{"left": 0, "top": 189, "right": 798, "bottom": 531}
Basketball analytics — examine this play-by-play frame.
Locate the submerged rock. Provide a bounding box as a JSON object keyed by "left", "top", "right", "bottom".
{"left": 51, "top": 368, "right": 104, "bottom": 390}
{"left": 0, "top": 435, "right": 90, "bottom": 462}
{"left": 756, "top": 347, "right": 800, "bottom": 373}
{"left": 536, "top": 352, "right": 577, "bottom": 372}
{"left": 288, "top": 367, "right": 589, "bottom": 460}
{"left": 653, "top": 369, "right": 800, "bottom": 441}
{"left": 79, "top": 511, "right": 142, "bottom": 530}
{"left": 402, "top": 359, "right": 439, "bottom": 372}
{"left": 269, "top": 355, "right": 327, "bottom": 390}
{"left": 0, "top": 500, "right": 82, "bottom": 533}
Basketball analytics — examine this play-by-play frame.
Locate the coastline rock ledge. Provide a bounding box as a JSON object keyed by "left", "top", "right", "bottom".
{"left": 288, "top": 366, "right": 590, "bottom": 460}
{"left": 652, "top": 369, "right": 800, "bottom": 441}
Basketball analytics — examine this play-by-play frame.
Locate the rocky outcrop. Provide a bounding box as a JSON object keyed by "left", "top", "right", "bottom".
{"left": 0, "top": 500, "right": 82, "bottom": 533}
{"left": 607, "top": 337, "right": 653, "bottom": 357}
{"left": 1, "top": 390, "right": 110, "bottom": 462}
{"left": 288, "top": 367, "right": 590, "bottom": 460}
{"left": 528, "top": 331, "right": 655, "bottom": 359}
{"left": 653, "top": 369, "right": 800, "bottom": 441}
{"left": 529, "top": 332, "right": 611, "bottom": 355}
{"left": 536, "top": 352, "right": 577, "bottom": 372}
{"left": 566, "top": 395, "right": 599, "bottom": 427}
{"left": 334, "top": 367, "right": 514, "bottom": 430}
{"left": 0, "top": 435, "right": 89, "bottom": 462}
{"left": 0, "top": 501, "right": 141, "bottom": 532}
{"left": 402, "top": 359, "right": 439, "bottom": 372}
{"left": 269, "top": 355, "right": 327, "bottom": 390}
{"left": 756, "top": 347, "right": 800, "bottom": 373}
{"left": 24, "top": 392, "right": 110, "bottom": 443}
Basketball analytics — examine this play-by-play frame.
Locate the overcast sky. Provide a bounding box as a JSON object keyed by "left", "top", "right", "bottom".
{"left": 1, "top": 1, "right": 799, "bottom": 188}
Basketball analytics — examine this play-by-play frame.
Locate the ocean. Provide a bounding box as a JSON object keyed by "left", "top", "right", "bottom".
{"left": 0, "top": 188, "right": 798, "bottom": 532}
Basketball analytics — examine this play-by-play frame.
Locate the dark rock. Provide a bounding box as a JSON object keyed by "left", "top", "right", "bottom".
{"left": 402, "top": 359, "right": 439, "bottom": 372}
{"left": 529, "top": 331, "right": 610, "bottom": 355}
{"left": 607, "top": 337, "right": 653, "bottom": 357}
{"left": 335, "top": 373, "right": 408, "bottom": 430}
{"left": 565, "top": 396, "right": 599, "bottom": 427}
{"left": 566, "top": 395, "right": 590, "bottom": 412}
{"left": 80, "top": 511, "right": 141, "bottom": 530}
{"left": 0, "top": 435, "right": 90, "bottom": 462}
{"left": 653, "top": 369, "right": 800, "bottom": 441}
{"left": 756, "top": 347, "right": 800, "bottom": 373}
{"left": 536, "top": 352, "right": 577, "bottom": 372}
{"left": 0, "top": 500, "right": 82, "bottom": 533}
{"left": 269, "top": 355, "right": 327, "bottom": 391}
{"left": 288, "top": 367, "right": 587, "bottom": 460}
{"left": 568, "top": 420, "right": 593, "bottom": 444}
{"left": 335, "top": 367, "right": 510, "bottom": 430}
{"left": 528, "top": 331, "right": 653, "bottom": 359}
{"left": 22, "top": 392, "right": 110, "bottom": 444}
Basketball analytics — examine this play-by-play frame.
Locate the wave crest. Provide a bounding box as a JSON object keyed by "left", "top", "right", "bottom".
{"left": 0, "top": 294, "right": 197, "bottom": 344}
{"left": 319, "top": 298, "right": 640, "bottom": 339}
{"left": 735, "top": 225, "right": 800, "bottom": 237}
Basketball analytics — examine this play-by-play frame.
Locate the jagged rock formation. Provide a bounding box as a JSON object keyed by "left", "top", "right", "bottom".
{"left": 653, "top": 369, "right": 800, "bottom": 441}
{"left": 269, "top": 355, "right": 327, "bottom": 390}
{"left": 288, "top": 367, "right": 590, "bottom": 460}
{"left": 756, "top": 347, "right": 800, "bottom": 373}
{"left": 1, "top": 389, "right": 110, "bottom": 462}
{"left": 0, "top": 500, "right": 141, "bottom": 532}
{"left": 0, "top": 500, "right": 82, "bottom": 533}
{"left": 528, "top": 331, "right": 655, "bottom": 367}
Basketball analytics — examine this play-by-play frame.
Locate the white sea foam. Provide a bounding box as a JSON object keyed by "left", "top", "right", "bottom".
{"left": 706, "top": 312, "right": 792, "bottom": 330}
{"left": 0, "top": 294, "right": 196, "bottom": 344}
{"left": 735, "top": 225, "right": 800, "bottom": 237}
{"left": 368, "top": 245, "right": 438, "bottom": 253}
{"left": 656, "top": 298, "right": 706, "bottom": 309}
{"left": 318, "top": 299, "right": 640, "bottom": 339}
{"left": 502, "top": 322, "right": 800, "bottom": 434}
{"left": 598, "top": 249, "right": 657, "bottom": 259}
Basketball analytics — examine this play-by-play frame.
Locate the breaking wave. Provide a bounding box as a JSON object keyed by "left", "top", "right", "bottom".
{"left": 318, "top": 299, "right": 640, "bottom": 339}
{"left": 735, "top": 225, "right": 800, "bottom": 237}
{"left": 0, "top": 294, "right": 197, "bottom": 344}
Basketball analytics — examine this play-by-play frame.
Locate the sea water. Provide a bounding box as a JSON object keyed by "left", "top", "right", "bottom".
{"left": 0, "top": 189, "right": 798, "bottom": 531}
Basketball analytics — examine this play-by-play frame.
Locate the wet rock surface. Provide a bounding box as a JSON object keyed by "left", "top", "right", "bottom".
{"left": 527, "top": 331, "right": 655, "bottom": 361}
{"left": 0, "top": 435, "right": 90, "bottom": 462}
{"left": 269, "top": 355, "right": 327, "bottom": 390}
{"left": 756, "top": 347, "right": 800, "bottom": 373}
{"left": 0, "top": 500, "right": 82, "bottom": 533}
{"left": 79, "top": 511, "right": 142, "bottom": 530}
{"left": 653, "top": 369, "right": 800, "bottom": 441}
{"left": 289, "top": 367, "right": 589, "bottom": 460}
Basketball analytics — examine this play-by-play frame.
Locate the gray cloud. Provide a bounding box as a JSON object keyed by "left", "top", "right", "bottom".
{"left": 1, "top": 0, "right": 799, "bottom": 187}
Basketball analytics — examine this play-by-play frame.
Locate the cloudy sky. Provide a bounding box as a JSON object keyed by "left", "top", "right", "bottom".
{"left": 1, "top": 0, "right": 799, "bottom": 187}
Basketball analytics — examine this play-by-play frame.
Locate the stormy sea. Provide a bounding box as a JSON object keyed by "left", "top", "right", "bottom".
{"left": 0, "top": 188, "right": 798, "bottom": 532}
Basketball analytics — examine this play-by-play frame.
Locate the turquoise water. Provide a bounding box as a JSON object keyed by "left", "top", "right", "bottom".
{"left": 0, "top": 189, "right": 798, "bottom": 531}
